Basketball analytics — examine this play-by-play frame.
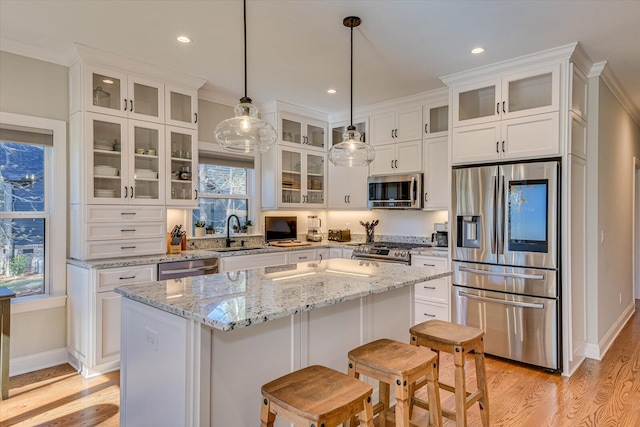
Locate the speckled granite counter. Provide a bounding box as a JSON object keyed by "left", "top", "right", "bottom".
{"left": 115, "top": 258, "right": 451, "bottom": 331}
{"left": 410, "top": 247, "right": 450, "bottom": 258}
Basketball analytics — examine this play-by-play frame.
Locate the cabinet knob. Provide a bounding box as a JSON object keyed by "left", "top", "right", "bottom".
{"left": 194, "top": 189, "right": 198, "bottom": 200}
{"left": 394, "top": 160, "right": 398, "bottom": 169}
{"left": 130, "top": 99, "right": 134, "bottom": 112}
{"left": 124, "top": 186, "right": 128, "bottom": 198}
{"left": 502, "top": 101, "right": 506, "bottom": 114}
{"left": 124, "top": 99, "right": 128, "bottom": 111}
{"left": 347, "top": 195, "right": 350, "bottom": 203}
{"left": 130, "top": 186, "right": 134, "bottom": 198}
{"left": 425, "top": 124, "right": 428, "bottom": 134}
{"left": 194, "top": 112, "right": 198, "bottom": 123}
{"left": 497, "top": 102, "right": 500, "bottom": 115}
{"left": 424, "top": 192, "right": 428, "bottom": 202}
{"left": 496, "top": 141, "right": 499, "bottom": 153}
{"left": 502, "top": 141, "right": 505, "bottom": 152}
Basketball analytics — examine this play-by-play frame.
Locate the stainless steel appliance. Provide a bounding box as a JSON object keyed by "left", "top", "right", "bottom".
{"left": 158, "top": 258, "right": 218, "bottom": 280}
{"left": 351, "top": 242, "right": 429, "bottom": 265}
{"left": 451, "top": 160, "right": 560, "bottom": 370}
{"left": 306, "top": 215, "right": 322, "bottom": 242}
{"left": 367, "top": 173, "right": 422, "bottom": 209}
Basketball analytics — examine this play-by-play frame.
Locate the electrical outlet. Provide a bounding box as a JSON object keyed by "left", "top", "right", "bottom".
{"left": 144, "top": 327, "right": 158, "bottom": 351}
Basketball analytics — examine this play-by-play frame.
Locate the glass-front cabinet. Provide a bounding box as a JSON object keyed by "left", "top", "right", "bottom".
{"left": 423, "top": 102, "right": 449, "bottom": 139}
{"left": 328, "top": 119, "right": 369, "bottom": 209}
{"left": 85, "top": 64, "right": 164, "bottom": 124}
{"left": 279, "top": 147, "right": 326, "bottom": 207}
{"left": 165, "top": 85, "right": 198, "bottom": 129}
{"left": 452, "top": 63, "right": 560, "bottom": 127}
{"left": 279, "top": 112, "right": 327, "bottom": 151}
{"left": 87, "top": 113, "right": 164, "bottom": 205}
{"left": 166, "top": 126, "right": 198, "bottom": 207}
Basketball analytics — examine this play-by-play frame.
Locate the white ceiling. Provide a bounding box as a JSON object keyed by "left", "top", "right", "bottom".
{"left": 1, "top": 0, "right": 640, "bottom": 120}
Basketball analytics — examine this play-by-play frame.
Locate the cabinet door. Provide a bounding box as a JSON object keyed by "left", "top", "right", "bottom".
{"left": 96, "top": 291, "right": 122, "bottom": 365}
{"left": 369, "top": 144, "right": 395, "bottom": 175}
{"left": 395, "top": 140, "right": 422, "bottom": 173}
{"left": 85, "top": 65, "right": 128, "bottom": 118}
{"left": 501, "top": 63, "right": 560, "bottom": 120}
{"left": 87, "top": 113, "right": 128, "bottom": 204}
{"left": 316, "top": 248, "right": 330, "bottom": 261}
{"left": 166, "top": 126, "right": 198, "bottom": 207}
{"left": 344, "top": 166, "right": 369, "bottom": 209}
{"left": 423, "top": 137, "right": 449, "bottom": 210}
{"left": 415, "top": 301, "right": 449, "bottom": 323}
{"left": 328, "top": 162, "right": 349, "bottom": 208}
{"left": 165, "top": 85, "right": 198, "bottom": 129}
{"left": 280, "top": 148, "right": 303, "bottom": 206}
{"left": 129, "top": 120, "right": 165, "bottom": 205}
{"left": 127, "top": 74, "right": 164, "bottom": 123}
{"left": 424, "top": 103, "right": 449, "bottom": 139}
{"left": 305, "top": 152, "right": 326, "bottom": 206}
{"left": 452, "top": 78, "right": 501, "bottom": 127}
{"left": 395, "top": 105, "right": 423, "bottom": 143}
{"left": 451, "top": 122, "right": 501, "bottom": 165}
{"left": 370, "top": 111, "right": 396, "bottom": 146}
{"left": 501, "top": 112, "right": 560, "bottom": 160}
{"left": 280, "top": 113, "right": 303, "bottom": 145}
{"left": 288, "top": 250, "right": 316, "bottom": 263}
{"left": 306, "top": 118, "right": 327, "bottom": 150}
{"left": 331, "top": 120, "right": 367, "bottom": 146}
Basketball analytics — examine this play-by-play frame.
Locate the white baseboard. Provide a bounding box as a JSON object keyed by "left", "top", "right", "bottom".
{"left": 582, "top": 301, "right": 636, "bottom": 361}
{"left": 10, "top": 348, "right": 68, "bottom": 376}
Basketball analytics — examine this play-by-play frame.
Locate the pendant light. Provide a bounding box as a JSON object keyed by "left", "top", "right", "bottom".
{"left": 214, "top": 0, "right": 277, "bottom": 153}
{"left": 328, "top": 16, "right": 375, "bottom": 167}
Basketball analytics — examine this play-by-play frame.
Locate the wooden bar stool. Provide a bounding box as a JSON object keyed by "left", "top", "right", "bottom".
{"left": 409, "top": 320, "right": 490, "bottom": 427}
{"left": 260, "top": 364, "right": 374, "bottom": 427}
{"left": 347, "top": 338, "right": 442, "bottom": 427}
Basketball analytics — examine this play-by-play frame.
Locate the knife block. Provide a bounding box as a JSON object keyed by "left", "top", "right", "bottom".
{"left": 167, "top": 233, "right": 182, "bottom": 253}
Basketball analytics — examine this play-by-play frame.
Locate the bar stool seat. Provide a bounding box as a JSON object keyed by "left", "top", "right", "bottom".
{"left": 410, "top": 320, "right": 490, "bottom": 427}
{"left": 260, "top": 364, "right": 374, "bottom": 427}
{"left": 348, "top": 338, "right": 442, "bottom": 427}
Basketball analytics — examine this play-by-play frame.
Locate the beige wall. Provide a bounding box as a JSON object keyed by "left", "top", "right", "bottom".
{"left": 594, "top": 77, "right": 640, "bottom": 344}
{"left": 197, "top": 99, "right": 233, "bottom": 143}
{"left": 0, "top": 51, "right": 69, "bottom": 360}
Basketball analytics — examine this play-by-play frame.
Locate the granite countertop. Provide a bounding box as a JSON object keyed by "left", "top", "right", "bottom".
{"left": 115, "top": 258, "right": 452, "bottom": 331}
{"left": 409, "top": 247, "right": 450, "bottom": 258}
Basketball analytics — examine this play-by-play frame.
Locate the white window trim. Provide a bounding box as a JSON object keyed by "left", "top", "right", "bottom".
{"left": 0, "top": 112, "right": 67, "bottom": 311}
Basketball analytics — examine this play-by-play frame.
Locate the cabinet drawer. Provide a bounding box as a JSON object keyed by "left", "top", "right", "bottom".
{"left": 86, "top": 205, "right": 166, "bottom": 222}
{"left": 414, "top": 278, "right": 448, "bottom": 303}
{"left": 96, "top": 264, "right": 157, "bottom": 291}
{"left": 288, "top": 250, "right": 316, "bottom": 263}
{"left": 411, "top": 256, "right": 447, "bottom": 270}
{"left": 86, "top": 238, "right": 165, "bottom": 260}
{"left": 87, "top": 222, "right": 165, "bottom": 241}
{"left": 415, "top": 301, "right": 449, "bottom": 323}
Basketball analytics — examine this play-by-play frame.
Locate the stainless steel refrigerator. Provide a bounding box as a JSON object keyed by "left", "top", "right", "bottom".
{"left": 451, "top": 160, "right": 560, "bottom": 370}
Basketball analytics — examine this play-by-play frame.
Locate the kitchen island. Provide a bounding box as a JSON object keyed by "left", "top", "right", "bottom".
{"left": 115, "top": 258, "right": 451, "bottom": 426}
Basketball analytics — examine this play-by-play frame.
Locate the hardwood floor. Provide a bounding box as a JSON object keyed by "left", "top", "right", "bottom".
{"left": 1, "top": 300, "right": 638, "bottom": 426}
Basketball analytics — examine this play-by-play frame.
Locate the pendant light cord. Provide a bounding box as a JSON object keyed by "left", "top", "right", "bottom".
{"left": 243, "top": 0, "right": 248, "bottom": 101}
{"left": 349, "top": 23, "right": 353, "bottom": 128}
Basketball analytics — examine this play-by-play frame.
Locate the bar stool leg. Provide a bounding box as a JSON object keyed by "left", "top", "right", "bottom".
{"left": 259, "top": 398, "right": 275, "bottom": 427}
{"left": 453, "top": 345, "right": 467, "bottom": 427}
{"left": 426, "top": 359, "right": 443, "bottom": 427}
{"left": 360, "top": 395, "right": 375, "bottom": 427}
{"left": 379, "top": 381, "right": 390, "bottom": 427}
{"left": 393, "top": 378, "right": 410, "bottom": 427}
{"left": 475, "top": 350, "right": 490, "bottom": 427}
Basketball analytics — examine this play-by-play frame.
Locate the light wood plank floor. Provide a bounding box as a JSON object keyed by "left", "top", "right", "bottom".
{"left": 1, "top": 300, "right": 638, "bottom": 426}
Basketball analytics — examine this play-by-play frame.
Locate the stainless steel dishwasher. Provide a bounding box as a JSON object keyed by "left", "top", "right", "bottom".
{"left": 157, "top": 258, "right": 218, "bottom": 280}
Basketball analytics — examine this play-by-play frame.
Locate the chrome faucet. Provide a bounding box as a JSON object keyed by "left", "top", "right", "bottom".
{"left": 226, "top": 214, "right": 241, "bottom": 247}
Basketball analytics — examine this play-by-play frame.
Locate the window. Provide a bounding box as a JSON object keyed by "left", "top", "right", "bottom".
{"left": 193, "top": 153, "right": 253, "bottom": 235}
{"left": 0, "top": 113, "right": 66, "bottom": 302}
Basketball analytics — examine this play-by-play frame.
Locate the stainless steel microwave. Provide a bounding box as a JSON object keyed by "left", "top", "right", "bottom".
{"left": 367, "top": 173, "right": 423, "bottom": 209}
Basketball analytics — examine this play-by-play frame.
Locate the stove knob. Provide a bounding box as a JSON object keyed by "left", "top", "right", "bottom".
{"left": 401, "top": 250, "right": 407, "bottom": 257}
{"left": 364, "top": 246, "right": 370, "bottom": 253}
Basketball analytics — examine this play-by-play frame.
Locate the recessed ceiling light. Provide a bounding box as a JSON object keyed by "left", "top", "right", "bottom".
{"left": 102, "top": 79, "right": 114, "bottom": 84}
{"left": 327, "top": 89, "right": 337, "bottom": 94}
{"left": 177, "top": 36, "right": 192, "bottom": 43}
{"left": 470, "top": 47, "right": 485, "bottom": 54}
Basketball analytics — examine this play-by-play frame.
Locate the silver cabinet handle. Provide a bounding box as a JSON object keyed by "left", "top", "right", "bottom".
{"left": 458, "top": 291, "right": 545, "bottom": 309}
{"left": 458, "top": 266, "right": 544, "bottom": 280}
{"left": 423, "top": 285, "right": 436, "bottom": 289}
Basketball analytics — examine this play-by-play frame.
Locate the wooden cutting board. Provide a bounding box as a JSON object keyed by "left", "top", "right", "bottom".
{"left": 268, "top": 241, "right": 312, "bottom": 247}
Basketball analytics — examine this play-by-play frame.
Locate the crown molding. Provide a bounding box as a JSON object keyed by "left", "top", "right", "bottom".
{"left": 198, "top": 89, "right": 238, "bottom": 108}
{"left": 590, "top": 61, "right": 640, "bottom": 126}
{"left": 0, "top": 37, "right": 72, "bottom": 67}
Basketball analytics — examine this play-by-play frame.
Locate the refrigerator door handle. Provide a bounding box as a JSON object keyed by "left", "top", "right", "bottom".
{"left": 458, "top": 291, "right": 545, "bottom": 309}
{"left": 458, "top": 265, "right": 545, "bottom": 280}
{"left": 497, "top": 174, "right": 505, "bottom": 255}
{"left": 491, "top": 175, "right": 497, "bottom": 254}
{"left": 410, "top": 176, "right": 416, "bottom": 206}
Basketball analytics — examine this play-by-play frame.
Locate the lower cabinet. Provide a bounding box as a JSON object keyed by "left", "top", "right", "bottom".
{"left": 218, "top": 252, "right": 288, "bottom": 272}
{"left": 411, "top": 255, "right": 449, "bottom": 324}
{"left": 67, "top": 262, "right": 156, "bottom": 377}
{"left": 329, "top": 247, "right": 354, "bottom": 259}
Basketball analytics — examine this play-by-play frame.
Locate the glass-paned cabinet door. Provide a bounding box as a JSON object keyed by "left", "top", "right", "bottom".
{"left": 306, "top": 153, "right": 325, "bottom": 205}
{"left": 130, "top": 121, "right": 164, "bottom": 205}
{"left": 165, "top": 85, "right": 198, "bottom": 129}
{"left": 86, "top": 65, "right": 128, "bottom": 118}
{"left": 166, "top": 127, "right": 198, "bottom": 207}
{"left": 87, "top": 113, "right": 127, "bottom": 204}
{"left": 424, "top": 105, "right": 448, "bottom": 138}
{"left": 455, "top": 81, "right": 500, "bottom": 126}
{"left": 281, "top": 117, "right": 302, "bottom": 145}
{"left": 502, "top": 63, "right": 560, "bottom": 119}
{"left": 306, "top": 123, "right": 325, "bottom": 149}
{"left": 127, "top": 75, "right": 164, "bottom": 123}
{"left": 281, "top": 149, "right": 302, "bottom": 204}
{"left": 331, "top": 121, "right": 367, "bottom": 145}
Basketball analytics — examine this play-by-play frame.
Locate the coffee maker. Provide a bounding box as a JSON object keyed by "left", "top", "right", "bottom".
{"left": 306, "top": 216, "right": 323, "bottom": 242}
{"left": 431, "top": 222, "right": 448, "bottom": 248}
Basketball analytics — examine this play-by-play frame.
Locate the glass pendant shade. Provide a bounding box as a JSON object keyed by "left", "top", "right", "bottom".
{"left": 328, "top": 127, "right": 375, "bottom": 167}
{"left": 214, "top": 101, "right": 277, "bottom": 153}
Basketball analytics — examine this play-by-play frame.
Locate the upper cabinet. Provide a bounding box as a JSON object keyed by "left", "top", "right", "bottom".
{"left": 278, "top": 147, "right": 327, "bottom": 208}
{"left": 328, "top": 119, "right": 369, "bottom": 209}
{"left": 446, "top": 60, "right": 564, "bottom": 165}
{"left": 280, "top": 112, "right": 327, "bottom": 151}
{"left": 423, "top": 100, "right": 448, "bottom": 139}
{"left": 370, "top": 105, "right": 422, "bottom": 146}
{"left": 165, "top": 85, "right": 199, "bottom": 129}
{"left": 166, "top": 126, "right": 198, "bottom": 207}
{"left": 84, "top": 64, "right": 165, "bottom": 124}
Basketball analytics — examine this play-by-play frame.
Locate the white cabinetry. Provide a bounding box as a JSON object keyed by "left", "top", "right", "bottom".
{"left": 164, "top": 84, "right": 198, "bottom": 129}
{"left": 270, "top": 146, "right": 327, "bottom": 208}
{"left": 370, "top": 140, "right": 422, "bottom": 175}
{"left": 166, "top": 126, "right": 198, "bottom": 206}
{"left": 448, "top": 63, "right": 562, "bottom": 165}
{"left": 370, "top": 105, "right": 422, "bottom": 146}
{"left": 328, "top": 119, "right": 369, "bottom": 209}
{"left": 423, "top": 100, "right": 449, "bottom": 139}
{"left": 67, "top": 262, "right": 156, "bottom": 377}
{"left": 412, "top": 255, "right": 449, "bottom": 323}
{"left": 280, "top": 112, "right": 327, "bottom": 151}
{"left": 329, "top": 247, "right": 354, "bottom": 259}
{"left": 422, "top": 136, "right": 449, "bottom": 210}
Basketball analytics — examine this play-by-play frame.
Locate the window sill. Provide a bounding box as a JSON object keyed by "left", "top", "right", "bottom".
{"left": 10, "top": 294, "right": 67, "bottom": 314}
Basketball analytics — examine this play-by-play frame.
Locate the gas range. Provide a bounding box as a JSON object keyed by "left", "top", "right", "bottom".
{"left": 351, "top": 242, "right": 429, "bottom": 264}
